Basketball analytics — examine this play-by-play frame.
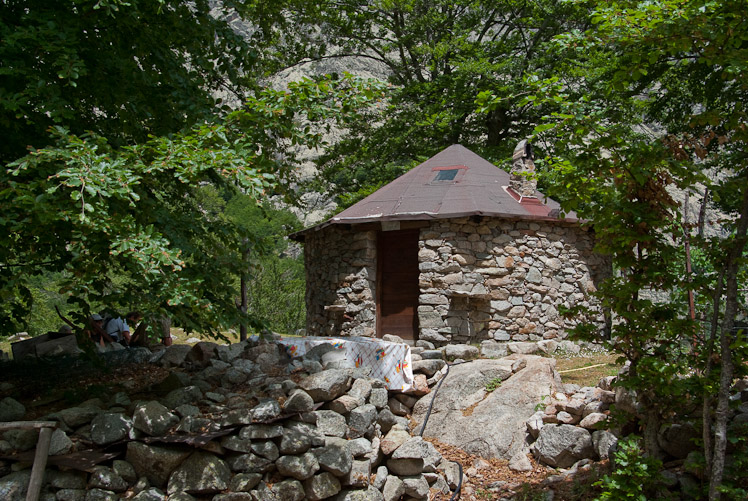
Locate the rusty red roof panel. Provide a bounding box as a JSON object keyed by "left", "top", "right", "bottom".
{"left": 292, "top": 144, "right": 577, "bottom": 240}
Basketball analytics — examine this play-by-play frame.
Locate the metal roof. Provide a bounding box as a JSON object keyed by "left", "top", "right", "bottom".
{"left": 291, "top": 144, "right": 577, "bottom": 240}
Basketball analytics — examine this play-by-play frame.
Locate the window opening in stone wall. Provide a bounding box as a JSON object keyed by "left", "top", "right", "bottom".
{"left": 433, "top": 169, "right": 459, "bottom": 182}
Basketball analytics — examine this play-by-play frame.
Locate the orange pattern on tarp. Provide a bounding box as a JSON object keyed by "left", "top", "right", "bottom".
{"left": 278, "top": 336, "right": 415, "bottom": 391}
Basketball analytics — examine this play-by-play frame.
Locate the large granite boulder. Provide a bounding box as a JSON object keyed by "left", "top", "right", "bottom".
{"left": 300, "top": 369, "right": 353, "bottom": 402}
{"left": 412, "top": 356, "right": 561, "bottom": 460}
{"left": 531, "top": 424, "right": 595, "bottom": 468}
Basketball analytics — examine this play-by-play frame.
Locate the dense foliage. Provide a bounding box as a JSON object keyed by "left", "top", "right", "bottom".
{"left": 479, "top": 1, "right": 748, "bottom": 497}
{"left": 0, "top": 1, "right": 383, "bottom": 335}
{"left": 286, "top": 0, "right": 592, "bottom": 204}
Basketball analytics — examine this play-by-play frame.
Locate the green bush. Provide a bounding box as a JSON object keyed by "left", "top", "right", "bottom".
{"left": 595, "top": 436, "right": 662, "bottom": 500}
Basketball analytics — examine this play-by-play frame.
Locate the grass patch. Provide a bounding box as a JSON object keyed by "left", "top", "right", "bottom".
{"left": 555, "top": 353, "right": 621, "bottom": 387}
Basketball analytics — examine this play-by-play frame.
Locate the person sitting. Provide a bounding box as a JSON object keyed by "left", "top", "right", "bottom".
{"left": 85, "top": 314, "right": 115, "bottom": 347}
{"left": 106, "top": 311, "right": 143, "bottom": 346}
{"left": 58, "top": 324, "right": 73, "bottom": 335}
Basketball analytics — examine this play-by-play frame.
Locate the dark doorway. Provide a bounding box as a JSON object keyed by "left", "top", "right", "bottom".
{"left": 377, "top": 228, "right": 420, "bottom": 341}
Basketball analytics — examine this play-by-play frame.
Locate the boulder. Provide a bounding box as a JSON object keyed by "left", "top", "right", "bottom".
{"left": 276, "top": 452, "right": 320, "bottom": 480}
{"left": 132, "top": 401, "right": 179, "bottom": 436}
{"left": 168, "top": 452, "right": 231, "bottom": 495}
{"left": 280, "top": 428, "right": 313, "bottom": 455}
{"left": 347, "top": 404, "right": 377, "bottom": 439}
{"left": 508, "top": 342, "right": 540, "bottom": 355}
{"left": 131, "top": 488, "right": 166, "bottom": 501}
{"left": 411, "top": 359, "right": 445, "bottom": 377}
{"left": 480, "top": 341, "right": 508, "bottom": 359}
{"left": 420, "top": 350, "right": 444, "bottom": 361}
{"left": 227, "top": 453, "right": 274, "bottom": 473}
{"left": 240, "top": 424, "right": 284, "bottom": 440}
{"left": 329, "top": 395, "right": 362, "bottom": 415}
{"left": 315, "top": 410, "right": 349, "bottom": 438}
{"left": 348, "top": 379, "right": 373, "bottom": 402}
{"left": 304, "top": 472, "right": 342, "bottom": 500}
{"left": 283, "top": 389, "right": 315, "bottom": 413}
{"left": 163, "top": 386, "right": 204, "bottom": 410}
{"left": 158, "top": 344, "right": 192, "bottom": 368}
{"left": 185, "top": 342, "right": 219, "bottom": 367}
{"left": 402, "top": 475, "right": 429, "bottom": 498}
{"left": 368, "top": 388, "right": 388, "bottom": 409}
{"left": 390, "top": 436, "right": 441, "bottom": 472}
{"left": 413, "top": 356, "right": 558, "bottom": 460}
{"left": 579, "top": 412, "right": 608, "bottom": 430}
{"left": 251, "top": 399, "right": 281, "bottom": 422}
{"left": 444, "top": 344, "right": 479, "bottom": 361}
{"left": 382, "top": 476, "right": 404, "bottom": 501}
{"left": 251, "top": 440, "right": 279, "bottom": 461}
{"left": 91, "top": 412, "right": 133, "bottom": 445}
{"left": 88, "top": 466, "right": 128, "bottom": 492}
{"left": 537, "top": 340, "right": 558, "bottom": 354}
{"left": 0, "top": 397, "right": 25, "bottom": 422}
{"left": 300, "top": 369, "right": 353, "bottom": 402}
{"left": 229, "top": 473, "right": 262, "bottom": 492}
{"left": 0, "top": 470, "right": 31, "bottom": 501}
{"left": 509, "top": 451, "right": 533, "bottom": 472}
{"left": 269, "top": 479, "right": 306, "bottom": 500}
{"left": 407, "top": 374, "right": 430, "bottom": 397}
{"left": 380, "top": 426, "right": 411, "bottom": 456}
{"left": 526, "top": 410, "right": 545, "bottom": 439}
{"left": 532, "top": 424, "right": 594, "bottom": 468}
{"left": 52, "top": 406, "right": 99, "bottom": 428}
{"left": 387, "top": 398, "right": 410, "bottom": 417}
{"left": 313, "top": 439, "right": 353, "bottom": 476}
{"left": 49, "top": 428, "right": 73, "bottom": 455}
{"left": 658, "top": 423, "right": 699, "bottom": 459}
{"left": 126, "top": 442, "right": 191, "bottom": 488}
{"left": 83, "top": 487, "right": 118, "bottom": 500}
{"left": 334, "top": 485, "right": 385, "bottom": 501}
{"left": 592, "top": 430, "right": 618, "bottom": 460}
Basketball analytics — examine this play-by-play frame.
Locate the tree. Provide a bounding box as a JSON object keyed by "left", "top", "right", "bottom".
{"left": 287, "top": 0, "right": 591, "bottom": 204}
{"left": 482, "top": 0, "right": 748, "bottom": 497}
{"left": 1, "top": 0, "right": 293, "bottom": 163}
{"left": 0, "top": 0, "right": 385, "bottom": 336}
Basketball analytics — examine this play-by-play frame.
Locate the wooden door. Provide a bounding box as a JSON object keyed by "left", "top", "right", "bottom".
{"left": 377, "top": 229, "right": 419, "bottom": 340}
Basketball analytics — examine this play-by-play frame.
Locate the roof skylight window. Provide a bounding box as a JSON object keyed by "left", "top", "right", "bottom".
{"left": 434, "top": 169, "right": 459, "bottom": 181}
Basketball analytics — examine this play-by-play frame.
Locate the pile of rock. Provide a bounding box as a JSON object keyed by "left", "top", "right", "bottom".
{"left": 0, "top": 338, "right": 461, "bottom": 501}
{"left": 525, "top": 375, "right": 618, "bottom": 469}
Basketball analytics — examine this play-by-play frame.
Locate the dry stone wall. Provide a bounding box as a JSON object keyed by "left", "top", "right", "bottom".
{"left": 304, "top": 227, "right": 377, "bottom": 338}
{"left": 417, "top": 217, "right": 610, "bottom": 345}
{"left": 303, "top": 217, "right": 609, "bottom": 344}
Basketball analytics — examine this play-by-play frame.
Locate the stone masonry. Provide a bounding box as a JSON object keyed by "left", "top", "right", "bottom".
{"left": 417, "top": 217, "right": 608, "bottom": 345}
{"left": 304, "top": 217, "right": 609, "bottom": 345}
{"left": 305, "top": 227, "right": 378, "bottom": 338}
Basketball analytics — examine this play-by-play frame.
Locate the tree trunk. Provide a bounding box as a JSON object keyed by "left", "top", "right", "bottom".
{"left": 709, "top": 186, "right": 748, "bottom": 500}
{"left": 239, "top": 240, "right": 250, "bottom": 342}
{"left": 698, "top": 187, "right": 710, "bottom": 238}
{"left": 702, "top": 269, "right": 725, "bottom": 477}
{"left": 643, "top": 408, "right": 664, "bottom": 460}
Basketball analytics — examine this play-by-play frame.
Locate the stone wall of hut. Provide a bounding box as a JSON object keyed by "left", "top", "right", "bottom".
{"left": 303, "top": 218, "right": 610, "bottom": 344}
{"left": 416, "top": 217, "right": 609, "bottom": 345}
{"left": 304, "top": 227, "right": 378, "bottom": 338}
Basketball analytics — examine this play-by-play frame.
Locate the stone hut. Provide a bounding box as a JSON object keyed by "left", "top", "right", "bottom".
{"left": 291, "top": 144, "right": 609, "bottom": 345}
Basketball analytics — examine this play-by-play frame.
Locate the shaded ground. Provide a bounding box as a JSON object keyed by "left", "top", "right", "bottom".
{"left": 428, "top": 439, "right": 608, "bottom": 501}
{"left": 0, "top": 356, "right": 170, "bottom": 420}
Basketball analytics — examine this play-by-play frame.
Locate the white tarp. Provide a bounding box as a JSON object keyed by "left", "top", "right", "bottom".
{"left": 278, "top": 336, "right": 414, "bottom": 391}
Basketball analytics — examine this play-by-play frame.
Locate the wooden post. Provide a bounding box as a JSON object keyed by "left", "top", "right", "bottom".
{"left": 26, "top": 426, "right": 53, "bottom": 501}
